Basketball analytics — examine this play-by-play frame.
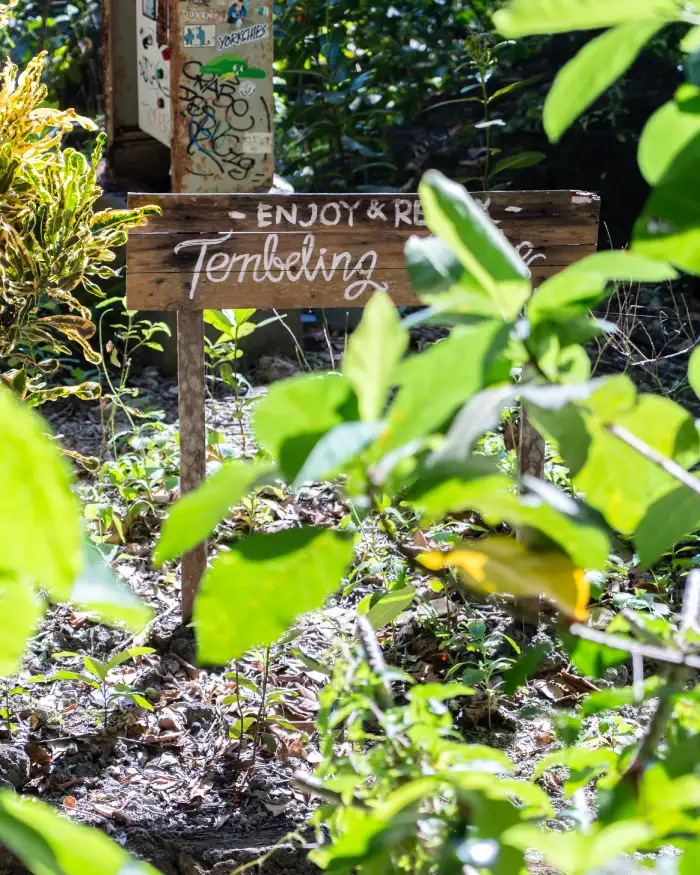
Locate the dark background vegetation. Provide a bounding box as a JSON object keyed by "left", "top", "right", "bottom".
{"left": 0, "top": 0, "right": 684, "bottom": 246}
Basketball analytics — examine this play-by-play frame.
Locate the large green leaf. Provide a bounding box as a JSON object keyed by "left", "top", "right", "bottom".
{"left": 0, "top": 576, "right": 44, "bottom": 676}
{"left": 418, "top": 170, "right": 530, "bottom": 321}
{"left": 0, "top": 387, "right": 82, "bottom": 601}
{"left": 634, "top": 484, "right": 700, "bottom": 566}
{"left": 154, "top": 459, "right": 275, "bottom": 565}
{"left": 527, "top": 251, "right": 677, "bottom": 326}
{"left": 494, "top": 0, "right": 680, "bottom": 37}
{"left": 0, "top": 791, "right": 161, "bottom": 875}
{"left": 544, "top": 21, "right": 663, "bottom": 143}
{"left": 342, "top": 290, "right": 408, "bottom": 422}
{"left": 292, "top": 420, "right": 384, "bottom": 489}
{"left": 633, "top": 131, "right": 700, "bottom": 274}
{"left": 531, "top": 387, "right": 700, "bottom": 533}
{"left": 194, "top": 527, "right": 355, "bottom": 664}
{"left": 70, "top": 544, "right": 153, "bottom": 633}
{"left": 380, "top": 320, "right": 511, "bottom": 454}
{"left": 252, "top": 372, "right": 357, "bottom": 481}
{"left": 639, "top": 90, "right": 700, "bottom": 186}
{"left": 366, "top": 587, "right": 415, "bottom": 629}
{"left": 689, "top": 344, "right": 700, "bottom": 400}
{"left": 408, "top": 465, "right": 610, "bottom": 569}
{"left": 404, "top": 234, "right": 470, "bottom": 296}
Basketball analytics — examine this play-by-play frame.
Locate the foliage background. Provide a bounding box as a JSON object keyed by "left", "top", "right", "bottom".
{"left": 0, "top": 0, "right": 683, "bottom": 245}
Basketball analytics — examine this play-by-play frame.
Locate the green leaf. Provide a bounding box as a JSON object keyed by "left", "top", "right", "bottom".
{"left": 408, "top": 683, "right": 476, "bottom": 702}
{"left": 494, "top": 0, "right": 679, "bottom": 37}
{"left": 690, "top": 345, "right": 700, "bottom": 400}
{"left": 0, "top": 575, "right": 43, "bottom": 677}
{"left": 84, "top": 657, "right": 109, "bottom": 682}
{"left": 639, "top": 91, "right": 700, "bottom": 186}
{"left": 154, "top": 459, "right": 274, "bottom": 565}
{"left": 342, "top": 290, "right": 408, "bottom": 422}
{"left": 252, "top": 373, "right": 357, "bottom": 482}
{"left": 0, "top": 790, "right": 160, "bottom": 875}
{"left": 527, "top": 251, "right": 676, "bottom": 326}
{"left": 194, "top": 528, "right": 355, "bottom": 664}
{"left": 292, "top": 420, "right": 384, "bottom": 490}
{"left": 502, "top": 643, "right": 548, "bottom": 695}
{"left": 543, "top": 21, "right": 664, "bottom": 143}
{"left": 561, "top": 632, "right": 629, "bottom": 679}
{"left": 408, "top": 464, "right": 609, "bottom": 569}
{"left": 489, "top": 150, "right": 546, "bottom": 177}
{"left": 582, "top": 677, "right": 664, "bottom": 716}
{"left": 366, "top": 587, "right": 415, "bottom": 629}
{"left": 0, "top": 387, "right": 82, "bottom": 602}
{"left": 106, "top": 647, "right": 156, "bottom": 671}
{"left": 530, "top": 386, "right": 700, "bottom": 533}
{"left": 404, "top": 235, "right": 470, "bottom": 296}
{"left": 633, "top": 131, "right": 700, "bottom": 274}
{"left": 431, "top": 385, "right": 518, "bottom": 463}
{"left": 634, "top": 484, "right": 700, "bottom": 566}
{"left": 534, "top": 747, "right": 619, "bottom": 795}
{"left": 381, "top": 320, "right": 511, "bottom": 453}
{"left": 69, "top": 543, "right": 152, "bottom": 633}
{"left": 118, "top": 692, "right": 154, "bottom": 711}
{"left": 418, "top": 170, "right": 530, "bottom": 321}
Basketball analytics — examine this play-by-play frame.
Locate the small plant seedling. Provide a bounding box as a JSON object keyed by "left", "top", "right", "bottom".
{"left": 42, "top": 647, "right": 156, "bottom": 728}
{"left": 0, "top": 683, "right": 29, "bottom": 737}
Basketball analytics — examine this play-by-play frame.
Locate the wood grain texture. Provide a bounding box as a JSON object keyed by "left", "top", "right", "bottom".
{"left": 126, "top": 190, "right": 601, "bottom": 310}
{"left": 177, "top": 309, "right": 207, "bottom": 622}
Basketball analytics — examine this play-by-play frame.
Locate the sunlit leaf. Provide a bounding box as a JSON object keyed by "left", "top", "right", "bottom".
{"left": 639, "top": 90, "right": 700, "bottom": 185}
{"left": 252, "top": 373, "right": 357, "bottom": 481}
{"left": 342, "top": 290, "right": 408, "bottom": 422}
{"left": 0, "top": 790, "right": 160, "bottom": 875}
{"left": 418, "top": 170, "right": 530, "bottom": 321}
{"left": 543, "top": 21, "right": 663, "bottom": 143}
{"left": 154, "top": 460, "right": 275, "bottom": 564}
{"left": 494, "top": 0, "right": 679, "bottom": 36}
{"left": 366, "top": 587, "right": 415, "bottom": 629}
{"left": 195, "top": 528, "right": 355, "bottom": 664}
{"left": 0, "top": 386, "right": 82, "bottom": 600}
{"left": 419, "top": 538, "right": 589, "bottom": 621}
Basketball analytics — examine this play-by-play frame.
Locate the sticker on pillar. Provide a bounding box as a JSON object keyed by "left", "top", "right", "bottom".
{"left": 239, "top": 132, "right": 273, "bottom": 152}
{"left": 217, "top": 22, "right": 268, "bottom": 51}
{"left": 184, "top": 7, "right": 222, "bottom": 21}
{"left": 226, "top": 0, "right": 250, "bottom": 25}
{"left": 184, "top": 24, "right": 215, "bottom": 47}
{"left": 142, "top": 0, "right": 156, "bottom": 19}
{"left": 200, "top": 53, "right": 267, "bottom": 79}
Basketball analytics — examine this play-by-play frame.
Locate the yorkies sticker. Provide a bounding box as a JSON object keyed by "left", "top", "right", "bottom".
{"left": 217, "top": 22, "right": 268, "bottom": 50}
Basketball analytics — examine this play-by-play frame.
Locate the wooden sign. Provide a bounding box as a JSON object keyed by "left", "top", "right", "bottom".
{"left": 169, "top": 0, "right": 274, "bottom": 192}
{"left": 126, "top": 190, "right": 601, "bottom": 310}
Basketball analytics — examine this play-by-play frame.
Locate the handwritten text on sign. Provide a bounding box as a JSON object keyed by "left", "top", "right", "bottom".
{"left": 126, "top": 192, "right": 601, "bottom": 311}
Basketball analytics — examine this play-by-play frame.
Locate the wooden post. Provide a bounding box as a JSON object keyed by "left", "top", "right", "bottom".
{"left": 168, "top": 0, "right": 274, "bottom": 620}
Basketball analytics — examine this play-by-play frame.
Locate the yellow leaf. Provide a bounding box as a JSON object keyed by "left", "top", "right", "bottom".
{"left": 419, "top": 538, "right": 589, "bottom": 621}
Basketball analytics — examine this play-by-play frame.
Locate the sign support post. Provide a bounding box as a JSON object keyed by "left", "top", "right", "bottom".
{"left": 167, "top": 0, "right": 275, "bottom": 621}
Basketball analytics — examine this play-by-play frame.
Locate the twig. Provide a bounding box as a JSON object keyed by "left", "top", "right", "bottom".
{"left": 621, "top": 571, "right": 700, "bottom": 788}
{"left": 605, "top": 424, "right": 700, "bottom": 498}
{"left": 569, "top": 622, "right": 700, "bottom": 670}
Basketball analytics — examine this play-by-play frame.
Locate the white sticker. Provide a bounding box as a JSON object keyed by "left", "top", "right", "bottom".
{"left": 184, "top": 24, "right": 216, "bottom": 47}
{"left": 217, "top": 22, "right": 268, "bottom": 51}
{"left": 183, "top": 7, "right": 222, "bottom": 21}
{"left": 238, "top": 80, "right": 256, "bottom": 97}
{"left": 239, "top": 132, "right": 273, "bottom": 153}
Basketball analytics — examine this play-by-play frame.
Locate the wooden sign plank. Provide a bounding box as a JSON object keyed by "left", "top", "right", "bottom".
{"left": 169, "top": 0, "right": 274, "bottom": 192}
{"left": 126, "top": 191, "right": 600, "bottom": 310}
